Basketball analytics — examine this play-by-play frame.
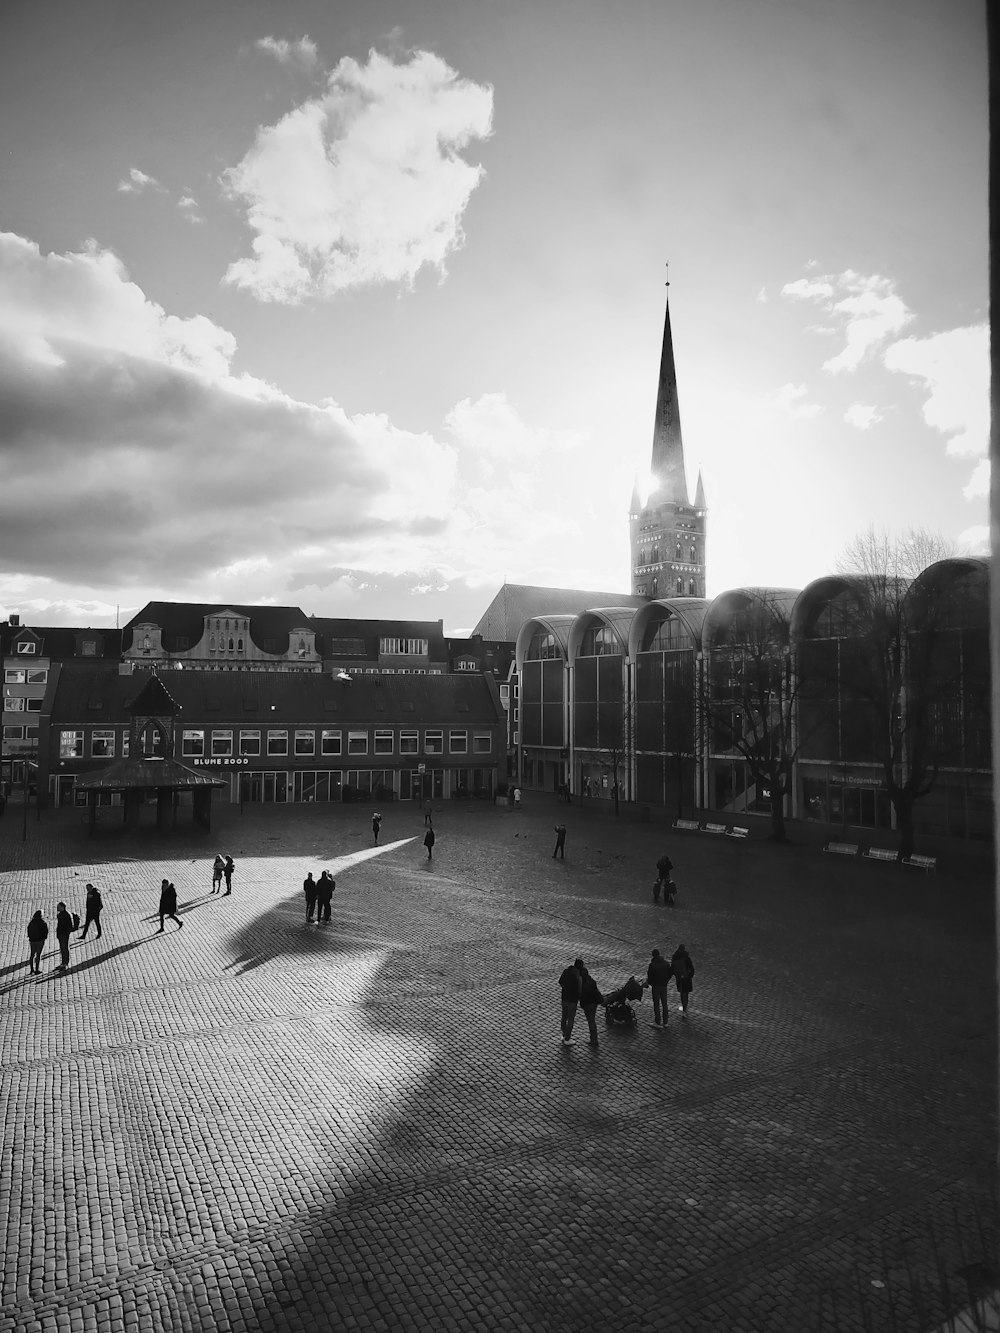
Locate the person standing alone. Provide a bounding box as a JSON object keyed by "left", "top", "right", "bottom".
{"left": 372, "top": 812, "right": 382, "bottom": 844}
{"left": 26, "top": 909, "right": 48, "bottom": 975}
{"left": 552, "top": 825, "right": 567, "bottom": 859}
{"left": 424, "top": 826, "right": 436, "bottom": 860}
{"left": 156, "top": 880, "right": 183, "bottom": 933}
{"left": 78, "top": 883, "right": 103, "bottom": 940}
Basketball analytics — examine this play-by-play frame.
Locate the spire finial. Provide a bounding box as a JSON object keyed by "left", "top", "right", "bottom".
{"left": 665, "top": 260, "right": 669, "bottom": 288}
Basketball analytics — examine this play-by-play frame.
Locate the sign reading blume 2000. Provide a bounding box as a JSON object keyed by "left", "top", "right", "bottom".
{"left": 192, "top": 757, "right": 251, "bottom": 766}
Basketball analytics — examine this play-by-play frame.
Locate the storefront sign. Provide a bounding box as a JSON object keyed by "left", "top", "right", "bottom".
{"left": 193, "top": 757, "right": 250, "bottom": 766}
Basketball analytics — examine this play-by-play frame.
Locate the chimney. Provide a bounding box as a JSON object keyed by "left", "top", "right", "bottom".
{"left": 9, "top": 614, "right": 20, "bottom": 627}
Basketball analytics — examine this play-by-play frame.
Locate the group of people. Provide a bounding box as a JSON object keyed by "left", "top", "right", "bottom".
{"left": 211, "top": 854, "right": 236, "bottom": 894}
{"left": 558, "top": 942, "right": 695, "bottom": 1046}
{"left": 302, "top": 870, "right": 337, "bottom": 923}
{"left": 26, "top": 881, "right": 107, "bottom": 973}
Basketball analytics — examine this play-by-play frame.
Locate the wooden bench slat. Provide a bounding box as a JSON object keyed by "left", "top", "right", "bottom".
{"left": 864, "top": 848, "right": 898, "bottom": 863}
{"left": 702, "top": 823, "right": 727, "bottom": 835}
{"left": 902, "top": 854, "right": 937, "bottom": 872}
{"left": 823, "top": 842, "right": 859, "bottom": 856}
{"left": 726, "top": 827, "right": 750, "bottom": 839}
{"left": 672, "top": 820, "right": 701, "bottom": 832}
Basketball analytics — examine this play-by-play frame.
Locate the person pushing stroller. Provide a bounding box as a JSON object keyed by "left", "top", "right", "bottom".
{"left": 653, "top": 853, "right": 676, "bottom": 906}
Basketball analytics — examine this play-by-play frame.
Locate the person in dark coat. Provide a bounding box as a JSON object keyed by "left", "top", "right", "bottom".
{"left": 303, "top": 873, "right": 318, "bottom": 923}
{"left": 211, "top": 854, "right": 225, "bottom": 893}
{"left": 54, "top": 901, "right": 76, "bottom": 970}
{"left": 156, "top": 880, "right": 183, "bottom": 933}
{"left": 552, "top": 825, "right": 567, "bottom": 859}
{"left": 559, "top": 959, "right": 583, "bottom": 1044}
{"left": 372, "top": 813, "right": 382, "bottom": 844}
{"left": 424, "top": 827, "right": 435, "bottom": 860}
{"left": 654, "top": 853, "right": 673, "bottom": 904}
{"left": 315, "top": 871, "right": 335, "bottom": 924}
{"left": 670, "top": 943, "right": 695, "bottom": 1017}
{"left": 646, "top": 948, "right": 672, "bottom": 1026}
{"left": 78, "top": 883, "right": 103, "bottom": 940}
{"left": 577, "top": 961, "right": 605, "bottom": 1048}
{"left": 223, "top": 856, "right": 235, "bottom": 895}
{"left": 27, "top": 910, "right": 48, "bottom": 975}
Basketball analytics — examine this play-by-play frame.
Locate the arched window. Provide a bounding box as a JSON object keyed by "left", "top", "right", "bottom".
{"left": 688, "top": 580, "right": 696, "bottom": 596}
{"left": 209, "top": 635, "right": 216, "bottom": 651}
{"left": 689, "top": 545, "right": 696, "bottom": 562}
{"left": 675, "top": 542, "right": 681, "bottom": 559}
{"left": 651, "top": 546, "right": 659, "bottom": 564}
{"left": 676, "top": 577, "right": 683, "bottom": 595}
{"left": 526, "top": 630, "right": 560, "bottom": 660}
{"left": 651, "top": 578, "right": 659, "bottom": 598}
{"left": 237, "top": 638, "right": 244, "bottom": 651}
{"left": 580, "top": 624, "right": 618, "bottom": 656}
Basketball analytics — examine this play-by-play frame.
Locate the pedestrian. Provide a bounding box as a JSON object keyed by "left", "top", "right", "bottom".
{"left": 654, "top": 853, "right": 674, "bottom": 904}
{"left": 78, "top": 883, "right": 103, "bottom": 940}
{"left": 513, "top": 787, "right": 522, "bottom": 808}
{"left": 577, "top": 960, "right": 605, "bottom": 1048}
{"left": 423, "top": 826, "right": 436, "bottom": 860}
{"left": 670, "top": 942, "right": 695, "bottom": 1017}
{"left": 26, "top": 909, "right": 48, "bottom": 975}
{"left": 54, "top": 901, "right": 77, "bottom": 970}
{"left": 303, "top": 872, "right": 318, "bottom": 923}
{"left": 156, "top": 879, "right": 183, "bottom": 933}
{"left": 559, "top": 958, "right": 583, "bottom": 1044}
{"left": 223, "top": 856, "right": 235, "bottom": 895}
{"left": 553, "top": 825, "right": 567, "bottom": 859}
{"left": 316, "top": 871, "right": 335, "bottom": 923}
{"left": 424, "top": 806, "right": 433, "bottom": 827}
{"left": 646, "top": 948, "right": 672, "bottom": 1026}
{"left": 372, "top": 812, "right": 382, "bottom": 844}
{"left": 211, "top": 854, "right": 225, "bottom": 894}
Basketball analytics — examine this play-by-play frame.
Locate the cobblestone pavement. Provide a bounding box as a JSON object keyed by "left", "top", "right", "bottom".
{"left": 0, "top": 798, "right": 995, "bottom": 1332}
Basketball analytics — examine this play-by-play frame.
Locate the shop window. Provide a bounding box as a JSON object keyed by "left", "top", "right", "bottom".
{"left": 399, "top": 729, "right": 418, "bottom": 755}
{"left": 425, "top": 729, "right": 443, "bottom": 755}
{"left": 374, "top": 729, "right": 393, "bottom": 755}
{"left": 294, "top": 730, "right": 316, "bottom": 756}
{"left": 212, "top": 731, "right": 234, "bottom": 757}
{"left": 473, "top": 733, "right": 492, "bottom": 754}
{"left": 321, "top": 730, "right": 342, "bottom": 756}
{"left": 450, "top": 730, "right": 468, "bottom": 754}
{"left": 91, "top": 730, "right": 115, "bottom": 758}
{"left": 182, "top": 730, "right": 205, "bottom": 757}
{"left": 267, "top": 730, "right": 288, "bottom": 756}
{"left": 240, "top": 730, "right": 261, "bottom": 756}
{"left": 348, "top": 731, "right": 368, "bottom": 755}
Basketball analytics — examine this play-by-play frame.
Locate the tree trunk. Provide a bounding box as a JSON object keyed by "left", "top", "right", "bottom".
{"left": 895, "top": 793, "right": 916, "bottom": 860}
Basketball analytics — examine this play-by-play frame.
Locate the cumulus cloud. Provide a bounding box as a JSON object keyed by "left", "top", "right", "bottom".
{"left": 957, "top": 523, "right": 989, "bottom": 555}
{"left": 962, "top": 458, "right": 990, "bottom": 501}
{"left": 844, "top": 403, "right": 882, "bottom": 430}
{"left": 782, "top": 269, "right": 912, "bottom": 372}
{"left": 883, "top": 324, "right": 988, "bottom": 460}
{"left": 117, "top": 167, "right": 164, "bottom": 194}
{"left": 177, "top": 194, "right": 204, "bottom": 224}
{"left": 222, "top": 48, "right": 493, "bottom": 302}
{"left": 255, "top": 35, "right": 319, "bottom": 71}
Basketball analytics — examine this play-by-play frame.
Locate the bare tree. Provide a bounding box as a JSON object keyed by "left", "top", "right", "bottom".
{"left": 699, "top": 590, "right": 807, "bottom": 841}
{"left": 832, "top": 526, "right": 958, "bottom": 859}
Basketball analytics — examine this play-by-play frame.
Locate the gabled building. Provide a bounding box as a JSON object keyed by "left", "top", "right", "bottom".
{"left": 123, "top": 603, "right": 321, "bottom": 672}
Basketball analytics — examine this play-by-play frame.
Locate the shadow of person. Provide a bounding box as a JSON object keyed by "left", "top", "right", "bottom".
{"left": 0, "top": 935, "right": 158, "bottom": 994}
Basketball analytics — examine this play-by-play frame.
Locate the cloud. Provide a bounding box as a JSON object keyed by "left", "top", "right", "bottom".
{"left": 883, "top": 324, "right": 988, "bottom": 460}
{"left": 782, "top": 269, "right": 912, "bottom": 372}
{"left": 117, "top": 167, "right": 164, "bottom": 195}
{"left": 844, "top": 403, "right": 882, "bottom": 430}
{"left": 255, "top": 35, "right": 319, "bottom": 72}
{"left": 769, "top": 383, "right": 824, "bottom": 420}
{"left": 957, "top": 523, "right": 989, "bottom": 555}
{"left": 177, "top": 194, "right": 204, "bottom": 224}
{"left": 962, "top": 458, "right": 989, "bottom": 501}
{"left": 222, "top": 48, "right": 493, "bottom": 302}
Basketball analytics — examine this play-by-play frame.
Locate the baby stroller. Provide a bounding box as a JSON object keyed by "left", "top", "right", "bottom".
{"left": 652, "top": 875, "right": 678, "bottom": 907}
{"left": 604, "top": 975, "right": 644, "bottom": 1028}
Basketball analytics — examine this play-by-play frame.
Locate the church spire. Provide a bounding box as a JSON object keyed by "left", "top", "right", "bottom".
{"left": 649, "top": 272, "right": 689, "bottom": 506}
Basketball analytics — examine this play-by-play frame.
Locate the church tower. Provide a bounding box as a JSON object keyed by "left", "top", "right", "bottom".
{"left": 629, "top": 280, "right": 707, "bottom": 599}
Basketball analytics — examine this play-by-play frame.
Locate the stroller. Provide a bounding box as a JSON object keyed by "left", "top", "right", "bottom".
{"left": 604, "top": 975, "right": 644, "bottom": 1028}
{"left": 652, "top": 874, "right": 677, "bottom": 907}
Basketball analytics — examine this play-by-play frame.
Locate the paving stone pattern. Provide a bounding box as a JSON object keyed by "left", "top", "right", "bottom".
{"left": 0, "top": 801, "right": 995, "bottom": 1332}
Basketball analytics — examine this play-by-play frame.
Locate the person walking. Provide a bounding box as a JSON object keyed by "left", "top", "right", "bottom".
{"left": 156, "top": 879, "right": 183, "bottom": 933}
{"left": 552, "top": 825, "right": 567, "bottom": 859}
{"left": 646, "top": 948, "right": 672, "bottom": 1026}
{"left": 671, "top": 942, "right": 695, "bottom": 1018}
{"left": 223, "top": 856, "right": 235, "bottom": 895}
{"left": 27, "top": 909, "right": 48, "bottom": 975}
{"left": 654, "top": 853, "right": 674, "bottom": 904}
{"left": 316, "top": 871, "right": 336, "bottom": 924}
{"left": 78, "top": 883, "right": 103, "bottom": 940}
{"left": 372, "top": 812, "right": 382, "bottom": 844}
{"left": 303, "top": 872, "right": 318, "bottom": 923}
{"left": 54, "top": 901, "right": 77, "bottom": 971}
{"left": 577, "top": 961, "right": 605, "bottom": 1048}
{"left": 423, "top": 826, "right": 436, "bottom": 860}
{"left": 211, "top": 854, "right": 225, "bottom": 894}
{"left": 513, "top": 787, "right": 522, "bottom": 808}
{"left": 559, "top": 959, "right": 583, "bottom": 1044}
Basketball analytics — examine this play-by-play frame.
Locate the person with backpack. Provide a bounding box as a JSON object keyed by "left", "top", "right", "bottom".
{"left": 646, "top": 948, "right": 673, "bottom": 1026}
{"left": 26, "top": 909, "right": 48, "bottom": 975}
{"left": 54, "top": 901, "right": 77, "bottom": 971}
{"left": 670, "top": 943, "right": 695, "bottom": 1018}
{"left": 78, "top": 883, "right": 104, "bottom": 940}
{"left": 559, "top": 959, "right": 583, "bottom": 1044}
{"left": 223, "top": 856, "right": 235, "bottom": 896}
{"left": 156, "top": 880, "right": 183, "bottom": 933}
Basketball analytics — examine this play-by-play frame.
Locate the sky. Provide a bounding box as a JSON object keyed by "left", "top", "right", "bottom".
{"left": 0, "top": 0, "right": 988, "bottom": 634}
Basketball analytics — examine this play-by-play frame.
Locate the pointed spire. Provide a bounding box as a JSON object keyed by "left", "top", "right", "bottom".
{"left": 648, "top": 271, "right": 689, "bottom": 506}
{"left": 694, "top": 468, "right": 706, "bottom": 510}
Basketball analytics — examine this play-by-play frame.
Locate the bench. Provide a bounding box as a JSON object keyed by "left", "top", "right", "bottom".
{"left": 672, "top": 819, "right": 701, "bottom": 832}
{"left": 902, "top": 854, "right": 937, "bottom": 873}
{"left": 823, "top": 842, "right": 859, "bottom": 857}
{"left": 864, "top": 847, "right": 898, "bottom": 864}
{"left": 702, "top": 822, "right": 728, "bottom": 835}
{"left": 726, "top": 826, "right": 750, "bottom": 840}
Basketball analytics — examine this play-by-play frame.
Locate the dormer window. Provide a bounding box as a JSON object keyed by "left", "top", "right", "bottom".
{"left": 16, "top": 641, "right": 37, "bottom": 655}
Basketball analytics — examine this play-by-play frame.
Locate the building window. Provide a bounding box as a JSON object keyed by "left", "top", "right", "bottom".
{"left": 374, "top": 729, "right": 393, "bottom": 755}
{"left": 27, "top": 669, "right": 47, "bottom": 684}
{"left": 321, "top": 730, "right": 342, "bottom": 756}
{"left": 24, "top": 727, "right": 38, "bottom": 743}
{"left": 267, "top": 730, "right": 288, "bottom": 756}
{"left": 449, "top": 730, "right": 468, "bottom": 754}
{"left": 140, "top": 724, "right": 164, "bottom": 757}
{"left": 676, "top": 578, "right": 683, "bottom": 594}
{"left": 688, "top": 579, "right": 696, "bottom": 596}
{"left": 212, "top": 730, "right": 234, "bottom": 757}
{"left": 4, "top": 670, "right": 25, "bottom": 683}
{"left": 3, "top": 725, "right": 25, "bottom": 741}
{"left": 399, "top": 729, "right": 418, "bottom": 755}
{"left": 91, "top": 730, "right": 116, "bottom": 758}
{"left": 456, "top": 659, "right": 477, "bottom": 671}
{"left": 122, "top": 732, "right": 130, "bottom": 757}
{"left": 689, "top": 545, "right": 697, "bottom": 562}
{"left": 526, "top": 631, "right": 560, "bottom": 660}
{"left": 473, "top": 733, "right": 492, "bottom": 754}
{"left": 5, "top": 698, "right": 25, "bottom": 712}
{"left": 294, "top": 730, "right": 315, "bottom": 756}
{"left": 348, "top": 731, "right": 368, "bottom": 755}
{"left": 80, "top": 640, "right": 97, "bottom": 657}
{"left": 16, "top": 642, "right": 37, "bottom": 655}
{"left": 240, "top": 730, "right": 261, "bottom": 756}
{"left": 60, "top": 730, "right": 84, "bottom": 758}
{"left": 379, "top": 637, "right": 428, "bottom": 655}
{"left": 425, "top": 729, "right": 443, "bottom": 755}
{"left": 182, "top": 729, "right": 205, "bottom": 757}
{"left": 499, "top": 684, "right": 509, "bottom": 702}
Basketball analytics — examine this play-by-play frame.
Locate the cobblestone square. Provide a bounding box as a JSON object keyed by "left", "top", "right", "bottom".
{"left": 0, "top": 799, "right": 995, "bottom": 1332}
